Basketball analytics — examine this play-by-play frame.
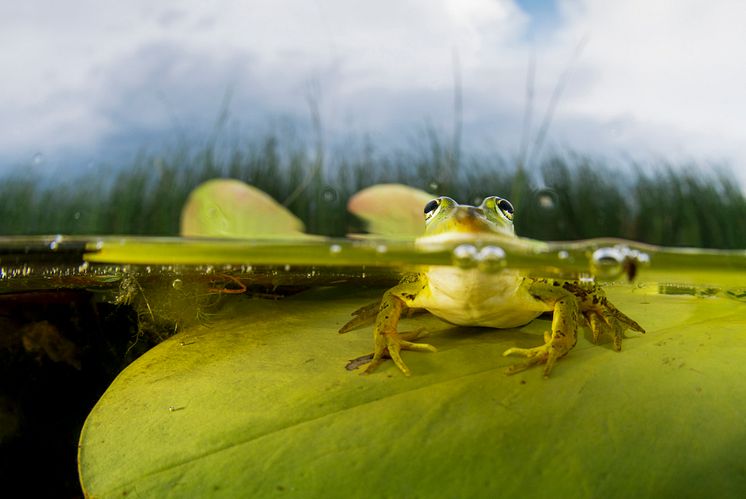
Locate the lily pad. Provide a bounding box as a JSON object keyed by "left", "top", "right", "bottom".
{"left": 79, "top": 285, "right": 746, "bottom": 497}
{"left": 180, "top": 179, "right": 318, "bottom": 239}
{"left": 347, "top": 183, "right": 434, "bottom": 238}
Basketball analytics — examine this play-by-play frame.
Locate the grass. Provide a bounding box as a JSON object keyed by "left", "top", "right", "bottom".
{"left": 1, "top": 132, "right": 745, "bottom": 249}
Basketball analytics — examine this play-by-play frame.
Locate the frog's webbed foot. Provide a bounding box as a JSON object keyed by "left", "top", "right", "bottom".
{"left": 585, "top": 302, "right": 645, "bottom": 351}
{"left": 503, "top": 295, "right": 580, "bottom": 378}
{"left": 364, "top": 328, "right": 436, "bottom": 376}
{"left": 503, "top": 328, "right": 572, "bottom": 378}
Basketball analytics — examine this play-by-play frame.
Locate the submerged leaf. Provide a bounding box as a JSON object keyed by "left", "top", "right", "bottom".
{"left": 348, "top": 183, "right": 434, "bottom": 238}
{"left": 180, "top": 179, "right": 318, "bottom": 239}
{"left": 79, "top": 285, "right": 746, "bottom": 497}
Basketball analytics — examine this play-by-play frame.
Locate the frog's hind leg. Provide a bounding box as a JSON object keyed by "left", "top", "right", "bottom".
{"left": 503, "top": 295, "right": 580, "bottom": 378}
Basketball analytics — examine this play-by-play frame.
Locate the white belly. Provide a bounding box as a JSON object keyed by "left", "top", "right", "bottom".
{"left": 412, "top": 267, "right": 549, "bottom": 328}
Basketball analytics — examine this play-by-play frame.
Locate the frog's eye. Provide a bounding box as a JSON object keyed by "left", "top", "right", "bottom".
{"left": 497, "top": 198, "right": 514, "bottom": 221}
{"left": 424, "top": 199, "right": 441, "bottom": 221}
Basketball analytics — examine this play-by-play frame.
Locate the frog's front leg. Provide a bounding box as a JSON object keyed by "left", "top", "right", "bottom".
{"left": 503, "top": 279, "right": 645, "bottom": 377}
{"left": 503, "top": 288, "right": 580, "bottom": 378}
{"left": 364, "top": 278, "right": 436, "bottom": 376}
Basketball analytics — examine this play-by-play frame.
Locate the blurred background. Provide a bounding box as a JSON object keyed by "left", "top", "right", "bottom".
{"left": 2, "top": 0, "right": 745, "bottom": 247}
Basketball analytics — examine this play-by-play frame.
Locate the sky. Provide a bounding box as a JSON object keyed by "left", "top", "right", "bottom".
{"left": 2, "top": 0, "right": 746, "bottom": 183}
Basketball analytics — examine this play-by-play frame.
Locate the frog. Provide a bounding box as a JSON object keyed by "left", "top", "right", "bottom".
{"left": 339, "top": 195, "right": 645, "bottom": 377}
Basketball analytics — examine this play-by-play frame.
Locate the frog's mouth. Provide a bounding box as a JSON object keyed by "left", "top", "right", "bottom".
{"left": 449, "top": 207, "right": 513, "bottom": 234}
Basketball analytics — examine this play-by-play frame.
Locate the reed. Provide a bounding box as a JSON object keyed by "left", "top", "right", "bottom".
{"left": 1, "top": 133, "right": 743, "bottom": 249}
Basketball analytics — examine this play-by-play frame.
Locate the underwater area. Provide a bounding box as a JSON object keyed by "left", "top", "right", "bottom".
{"left": 1, "top": 150, "right": 746, "bottom": 496}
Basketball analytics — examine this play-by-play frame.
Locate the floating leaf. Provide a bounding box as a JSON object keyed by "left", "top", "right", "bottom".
{"left": 347, "top": 183, "right": 434, "bottom": 238}
{"left": 180, "top": 179, "right": 318, "bottom": 239}
{"left": 79, "top": 285, "right": 746, "bottom": 497}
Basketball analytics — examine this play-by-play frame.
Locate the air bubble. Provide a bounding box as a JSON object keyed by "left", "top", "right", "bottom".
{"left": 375, "top": 244, "right": 388, "bottom": 254}
{"left": 591, "top": 247, "right": 625, "bottom": 279}
{"left": 535, "top": 188, "right": 558, "bottom": 210}
{"left": 172, "top": 278, "right": 183, "bottom": 290}
{"left": 322, "top": 187, "right": 338, "bottom": 203}
{"left": 329, "top": 244, "right": 342, "bottom": 254}
{"left": 49, "top": 235, "right": 62, "bottom": 250}
{"left": 477, "top": 246, "right": 507, "bottom": 272}
{"left": 452, "top": 244, "right": 479, "bottom": 268}
{"left": 557, "top": 250, "right": 570, "bottom": 260}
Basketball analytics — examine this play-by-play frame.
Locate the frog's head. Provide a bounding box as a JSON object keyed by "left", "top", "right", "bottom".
{"left": 422, "top": 196, "right": 515, "bottom": 239}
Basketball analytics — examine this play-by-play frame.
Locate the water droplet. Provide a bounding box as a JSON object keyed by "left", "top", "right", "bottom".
{"left": 284, "top": 264, "right": 291, "bottom": 271}
{"left": 591, "top": 247, "right": 624, "bottom": 279}
{"left": 78, "top": 262, "right": 89, "bottom": 272}
{"left": 477, "top": 246, "right": 507, "bottom": 272}
{"left": 329, "top": 244, "right": 342, "bottom": 254}
{"left": 535, "top": 188, "right": 557, "bottom": 210}
{"left": 322, "top": 187, "right": 338, "bottom": 203}
{"left": 49, "top": 235, "right": 63, "bottom": 250}
{"left": 452, "top": 244, "right": 479, "bottom": 268}
{"left": 32, "top": 152, "right": 44, "bottom": 165}
{"left": 73, "top": 211, "right": 81, "bottom": 220}
{"left": 429, "top": 182, "right": 439, "bottom": 191}
{"left": 375, "top": 244, "right": 388, "bottom": 254}
{"left": 557, "top": 250, "right": 570, "bottom": 260}
{"left": 172, "top": 278, "right": 183, "bottom": 290}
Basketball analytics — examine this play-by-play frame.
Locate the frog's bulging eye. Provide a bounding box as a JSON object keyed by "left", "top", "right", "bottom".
{"left": 424, "top": 199, "right": 441, "bottom": 221}
{"left": 424, "top": 199, "right": 439, "bottom": 215}
{"left": 497, "top": 199, "right": 514, "bottom": 220}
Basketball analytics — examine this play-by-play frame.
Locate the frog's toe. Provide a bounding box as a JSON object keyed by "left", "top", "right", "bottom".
{"left": 360, "top": 330, "right": 435, "bottom": 376}
{"left": 503, "top": 326, "right": 573, "bottom": 377}
{"left": 503, "top": 343, "right": 560, "bottom": 378}
{"left": 586, "top": 309, "right": 641, "bottom": 351}
{"left": 400, "top": 339, "right": 437, "bottom": 353}
{"left": 586, "top": 311, "right": 610, "bottom": 344}
{"left": 362, "top": 356, "right": 389, "bottom": 375}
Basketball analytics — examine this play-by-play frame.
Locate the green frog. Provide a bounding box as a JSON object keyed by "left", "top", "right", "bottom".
{"left": 340, "top": 196, "right": 645, "bottom": 377}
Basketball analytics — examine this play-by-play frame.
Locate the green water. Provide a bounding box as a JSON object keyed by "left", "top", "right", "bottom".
{"left": 2, "top": 235, "right": 746, "bottom": 497}
{"left": 2, "top": 234, "right": 746, "bottom": 297}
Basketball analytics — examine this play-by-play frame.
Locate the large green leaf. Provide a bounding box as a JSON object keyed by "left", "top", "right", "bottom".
{"left": 347, "top": 183, "right": 434, "bottom": 238}
{"left": 180, "top": 179, "right": 319, "bottom": 239}
{"left": 79, "top": 285, "right": 746, "bottom": 497}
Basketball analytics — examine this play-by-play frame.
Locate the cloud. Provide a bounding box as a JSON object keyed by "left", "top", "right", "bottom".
{"left": 552, "top": 0, "right": 746, "bottom": 164}
{"left": 1, "top": 0, "right": 745, "bottom": 183}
